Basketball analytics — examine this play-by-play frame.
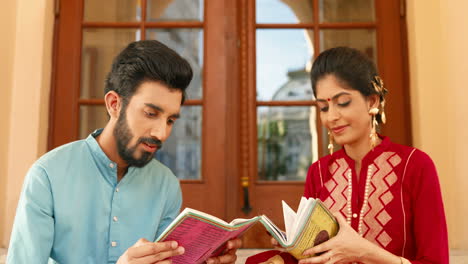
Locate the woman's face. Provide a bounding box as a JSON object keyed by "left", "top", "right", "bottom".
{"left": 315, "top": 74, "right": 375, "bottom": 148}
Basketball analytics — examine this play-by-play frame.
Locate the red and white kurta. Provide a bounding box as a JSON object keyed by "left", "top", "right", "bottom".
{"left": 304, "top": 136, "right": 449, "bottom": 264}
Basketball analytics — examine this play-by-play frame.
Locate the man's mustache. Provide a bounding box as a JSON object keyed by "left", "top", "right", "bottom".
{"left": 139, "top": 138, "right": 162, "bottom": 149}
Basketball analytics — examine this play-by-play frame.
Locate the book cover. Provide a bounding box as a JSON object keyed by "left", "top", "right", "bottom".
{"left": 261, "top": 198, "right": 339, "bottom": 260}
{"left": 284, "top": 201, "right": 338, "bottom": 259}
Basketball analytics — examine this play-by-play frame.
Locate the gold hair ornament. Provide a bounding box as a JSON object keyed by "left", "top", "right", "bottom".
{"left": 371, "top": 76, "right": 388, "bottom": 124}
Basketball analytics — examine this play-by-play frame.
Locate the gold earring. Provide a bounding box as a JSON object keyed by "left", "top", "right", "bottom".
{"left": 369, "top": 107, "right": 379, "bottom": 149}
{"left": 380, "top": 100, "right": 387, "bottom": 124}
{"left": 327, "top": 130, "right": 334, "bottom": 155}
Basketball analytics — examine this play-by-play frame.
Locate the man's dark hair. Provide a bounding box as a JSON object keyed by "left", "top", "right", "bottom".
{"left": 310, "top": 47, "right": 378, "bottom": 98}
{"left": 105, "top": 40, "right": 193, "bottom": 104}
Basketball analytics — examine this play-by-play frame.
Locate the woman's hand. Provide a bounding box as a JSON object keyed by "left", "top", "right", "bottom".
{"left": 298, "top": 213, "right": 375, "bottom": 264}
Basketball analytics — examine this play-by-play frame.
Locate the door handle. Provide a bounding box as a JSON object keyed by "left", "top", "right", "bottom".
{"left": 241, "top": 176, "right": 252, "bottom": 214}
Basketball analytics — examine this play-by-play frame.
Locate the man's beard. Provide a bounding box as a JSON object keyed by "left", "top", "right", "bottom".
{"left": 113, "top": 107, "right": 162, "bottom": 168}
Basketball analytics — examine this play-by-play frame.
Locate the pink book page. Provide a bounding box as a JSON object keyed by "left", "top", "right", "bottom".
{"left": 162, "top": 216, "right": 253, "bottom": 264}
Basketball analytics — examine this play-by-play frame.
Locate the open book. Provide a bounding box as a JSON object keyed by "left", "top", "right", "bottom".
{"left": 155, "top": 197, "right": 338, "bottom": 263}
{"left": 262, "top": 197, "right": 339, "bottom": 260}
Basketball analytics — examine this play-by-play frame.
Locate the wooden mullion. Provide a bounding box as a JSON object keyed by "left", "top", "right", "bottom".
{"left": 249, "top": 0, "right": 257, "bottom": 186}
{"left": 78, "top": 98, "right": 204, "bottom": 106}
{"left": 313, "top": 0, "right": 324, "bottom": 158}
{"left": 256, "top": 23, "right": 315, "bottom": 29}
{"left": 144, "top": 21, "right": 204, "bottom": 28}
{"left": 318, "top": 22, "right": 376, "bottom": 29}
{"left": 313, "top": 0, "right": 320, "bottom": 53}
{"left": 48, "top": 0, "right": 61, "bottom": 150}
{"left": 202, "top": 0, "right": 206, "bottom": 105}
{"left": 256, "top": 22, "right": 375, "bottom": 29}
{"left": 75, "top": 0, "right": 85, "bottom": 142}
{"left": 82, "top": 22, "right": 140, "bottom": 28}
{"left": 82, "top": 21, "right": 204, "bottom": 29}
{"left": 256, "top": 101, "right": 316, "bottom": 107}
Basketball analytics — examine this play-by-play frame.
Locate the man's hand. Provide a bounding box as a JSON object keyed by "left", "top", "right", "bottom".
{"left": 205, "top": 238, "right": 242, "bottom": 264}
{"left": 117, "top": 238, "right": 185, "bottom": 264}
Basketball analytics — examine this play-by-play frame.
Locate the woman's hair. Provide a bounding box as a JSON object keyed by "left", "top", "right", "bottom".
{"left": 310, "top": 46, "right": 387, "bottom": 123}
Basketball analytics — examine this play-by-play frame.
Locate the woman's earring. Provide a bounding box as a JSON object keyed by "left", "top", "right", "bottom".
{"left": 327, "top": 130, "right": 334, "bottom": 155}
{"left": 369, "top": 107, "right": 379, "bottom": 149}
{"left": 380, "top": 100, "right": 387, "bottom": 124}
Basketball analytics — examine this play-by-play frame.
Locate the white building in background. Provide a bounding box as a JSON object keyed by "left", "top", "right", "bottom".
{"left": 257, "top": 69, "right": 317, "bottom": 181}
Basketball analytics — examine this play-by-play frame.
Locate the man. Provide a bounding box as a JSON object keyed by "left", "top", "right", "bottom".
{"left": 7, "top": 40, "right": 241, "bottom": 264}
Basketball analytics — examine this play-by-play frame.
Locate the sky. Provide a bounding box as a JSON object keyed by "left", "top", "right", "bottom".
{"left": 256, "top": 0, "right": 314, "bottom": 101}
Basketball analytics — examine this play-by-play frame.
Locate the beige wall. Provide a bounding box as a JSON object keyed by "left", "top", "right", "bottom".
{"left": 407, "top": 0, "right": 468, "bottom": 250}
{"left": 0, "top": 0, "right": 16, "bottom": 247}
{"left": 0, "top": 0, "right": 54, "bottom": 247}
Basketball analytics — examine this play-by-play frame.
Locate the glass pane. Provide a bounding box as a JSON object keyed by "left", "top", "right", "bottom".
{"left": 257, "top": 106, "right": 318, "bottom": 181}
{"left": 79, "top": 105, "right": 108, "bottom": 139}
{"left": 146, "top": 29, "right": 203, "bottom": 100}
{"left": 147, "top": 0, "right": 203, "bottom": 21}
{"left": 256, "top": 29, "right": 314, "bottom": 101}
{"left": 84, "top": 0, "right": 141, "bottom": 22}
{"left": 320, "top": 29, "right": 377, "bottom": 61}
{"left": 256, "top": 0, "right": 313, "bottom": 24}
{"left": 155, "top": 106, "right": 202, "bottom": 180}
{"left": 81, "top": 29, "right": 141, "bottom": 99}
{"left": 319, "top": 0, "right": 375, "bottom": 23}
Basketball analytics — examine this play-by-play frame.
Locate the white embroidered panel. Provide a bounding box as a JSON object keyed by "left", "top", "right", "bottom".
{"left": 363, "top": 152, "right": 401, "bottom": 247}
{"left": 323, "top": 158, "right": 350, "bottom": 216}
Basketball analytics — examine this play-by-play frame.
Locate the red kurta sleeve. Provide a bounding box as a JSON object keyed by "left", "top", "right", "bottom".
{"left": 406, "top": 150, "right": 449, "bottom": 264}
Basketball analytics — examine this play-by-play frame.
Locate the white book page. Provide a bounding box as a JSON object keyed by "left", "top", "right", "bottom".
{"left": 230, "top": 217, "right": 258, "bottom": 225}
{"left": 290, "top": 197, "right": 316, "bottom": 241}
{"left": 296, "top": 197, "right": 308, "bottom": 215}
{"left": 261, "top": 215, "right": 287, "bottom": 243}
{"left": 182, "top": 208, "right": 231, "bottom": 225}
{"left": 282, "top": 200, "right": 297, "bottom": 244}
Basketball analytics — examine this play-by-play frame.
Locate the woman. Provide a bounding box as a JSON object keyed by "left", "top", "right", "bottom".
{"left": 297, "top": 47, "right": 448, "bottom": 263}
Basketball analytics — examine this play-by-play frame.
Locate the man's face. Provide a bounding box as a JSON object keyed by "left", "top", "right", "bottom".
{"left": 113, "top": 81, "right": 182, "bottom": 167}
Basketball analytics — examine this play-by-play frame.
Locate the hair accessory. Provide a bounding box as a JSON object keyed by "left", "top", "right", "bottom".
{"left": 371, "top": 76, "right": 388, "bottom": 124}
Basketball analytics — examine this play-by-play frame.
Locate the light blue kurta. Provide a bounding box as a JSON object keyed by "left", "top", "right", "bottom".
{"left": 7, "top": 130, "right": 182, "bottom": 263}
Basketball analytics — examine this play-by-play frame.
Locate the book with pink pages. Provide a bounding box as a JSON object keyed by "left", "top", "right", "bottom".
{"left": 155, "top": 197, "right": 338, "bottom": 264}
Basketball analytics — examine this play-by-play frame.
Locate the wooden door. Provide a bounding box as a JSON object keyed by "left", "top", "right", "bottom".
{"left": 49, "top": 0, "right": 238, "bottom": 219}
{"left": 237, "top": 0, "right": 411, "bottom": 247}
{"left": 49, "top": 0, "right": 410, "bottom": 248}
